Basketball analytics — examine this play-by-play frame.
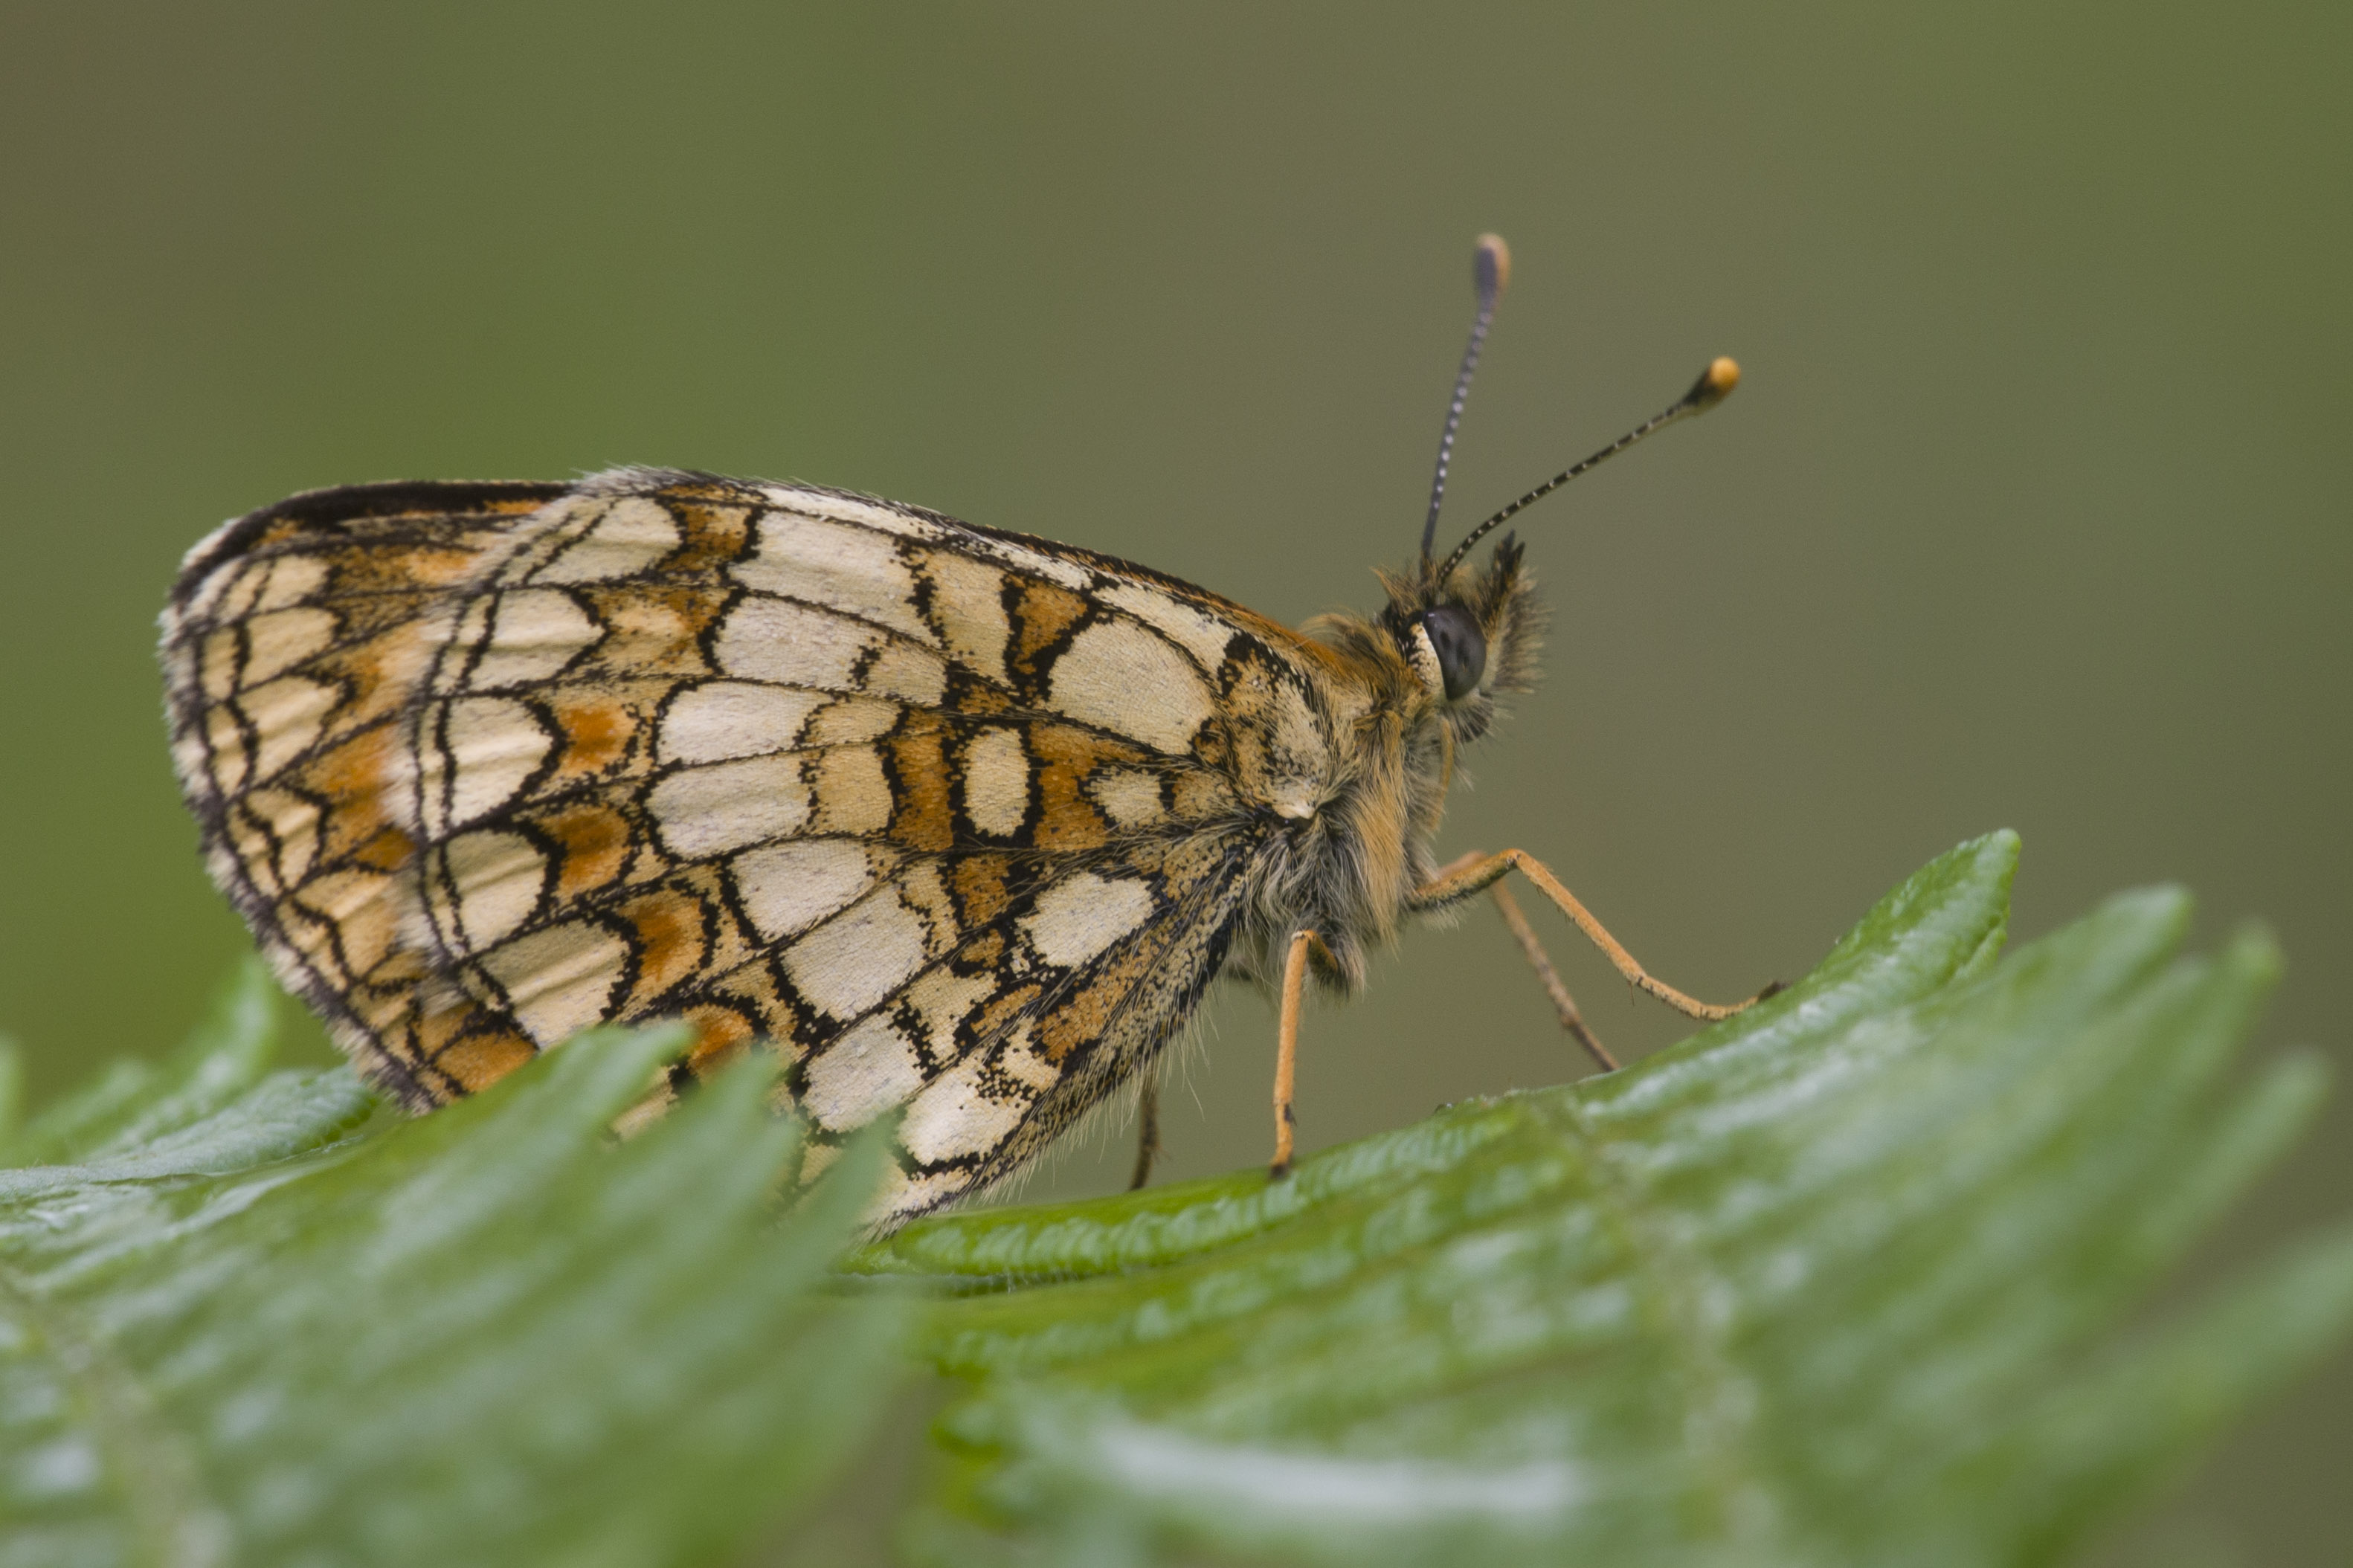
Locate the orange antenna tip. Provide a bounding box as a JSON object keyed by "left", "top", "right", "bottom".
{"left": 1474, "top": 233, "right": 1511, "bottom": 299}
{"left": 1695, "top": 355, "right": 1740, "bottom": 406}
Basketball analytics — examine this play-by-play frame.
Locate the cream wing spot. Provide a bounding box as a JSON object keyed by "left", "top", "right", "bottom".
{"left": 532, "top": 496, "right": 680, "bottom": 584}
{"left": 1047, "top": 620, "right": 1214, "bottom": 753}
{"left": 962, "top": 727, "right": 1030, "bottom": 837}
{"left": 478, "top": 920, "right": 628, "bottom": 1046}
{"left": 659, "top": 682, "right": 828, "bottom": 764}
{"left": 713, "top": 596, "right": 872, "bottom": 690}
{"left": 469, "top": 590, "right": 601, "bottom": 688}
{"left": 647, "top": 752, "right": 811, "bottom": 857}
{"left": 239, "top": 606, "right": 340, "bottom": 686}
{"left": 429, "top": 696, "right": 555, "bottom": 830}
{"left": 1020, "top": 873, "right": 1157, "bottom": 969}
{"left": 898, "top": 1050, "right": 1031, "bottom": 1165}
{"left": 1089, "top": 767, "right": 1167, "bottom": 829}
{"left": 920, "top": 552, "right": 1011, "bottom": 682}
{"left": 783, "top": 885, "right": 931, "bottom": 1020}
{"left": 434, "top": 829, "right": 550, "bottom": 950}
{"left": 735, "top": 512, "right": 933, "bottom": 645}
{"left": 239, "top": 675, "right": 340, "bottom": 780}
{"left": 802, "top": 1016, "right": 927, "bottom": 1132}
{"left": 730, "top": 839, "right": 884, "bottom": 943}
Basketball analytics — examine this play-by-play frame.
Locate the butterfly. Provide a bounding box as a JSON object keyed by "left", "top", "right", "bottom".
{"left": 159, "top": 235, "right": 1768, "bottom": 1230}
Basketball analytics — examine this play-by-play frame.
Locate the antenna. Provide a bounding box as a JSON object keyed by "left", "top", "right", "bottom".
{"left": 1419, "top": 234, "right": 1511, "bottom": 565}
{"left": 1433, "top": 355, "right": 1739, "bottom": 582}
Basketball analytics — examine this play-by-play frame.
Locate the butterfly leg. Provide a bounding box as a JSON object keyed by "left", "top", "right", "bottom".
{"left": 1491, "top": 879, "right": 1620, "bottom": 1072}
{"left": 1427, "top": 849, "right": 1618, "bottom": 1069}
{"left": 1128, "top": 1062, "right": 1163, "bottom": 1190}
{"left": 1271, "top": 928, "right": 1333, "bottom": 1179}
{"left": 1410, "top": 849, "right": 1774, "bottom": 1022}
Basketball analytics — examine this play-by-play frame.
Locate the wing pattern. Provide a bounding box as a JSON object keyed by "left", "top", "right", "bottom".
{"left": 163, "top": 468, "right": 1352, "bottom": 1222}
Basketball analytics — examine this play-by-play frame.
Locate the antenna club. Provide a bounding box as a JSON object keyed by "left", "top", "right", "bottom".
{"left": 1693, "top": 355, "right": 1740, "bottom": 407}
{"left": 1435, "top": 353, "right": 1745, "bottom": 578}
{"left": 1474, "top": 233, "right": 1511, "bottom": 298}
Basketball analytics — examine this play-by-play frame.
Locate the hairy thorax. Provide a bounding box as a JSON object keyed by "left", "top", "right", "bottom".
{"left": 1221, "top": 613, "right": 1454, "bottom": 996}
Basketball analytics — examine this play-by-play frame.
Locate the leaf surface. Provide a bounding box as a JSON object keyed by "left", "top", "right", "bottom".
{"left": 0, "top": 969, "right": 905, "bottom": 1568}
{"left": 5, "top": 834, "right": 2343, "bottom": 1567}
{"left": 858, "top": 833, "right": 2353, "bottom": 1567}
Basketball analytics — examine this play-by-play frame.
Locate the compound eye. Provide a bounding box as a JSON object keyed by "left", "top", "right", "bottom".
{"left": 1420, "top": 605, "right": 1487, "bottom": 700}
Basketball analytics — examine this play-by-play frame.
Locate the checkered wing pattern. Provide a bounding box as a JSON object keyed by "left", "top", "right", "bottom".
{"left": 162, "top": 468, "right": 1348, "bottom": 1223}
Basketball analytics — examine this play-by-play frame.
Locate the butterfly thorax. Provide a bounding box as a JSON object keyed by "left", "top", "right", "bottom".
{"left": 1223, "top": 539, "right": 1544, "bottom": 998}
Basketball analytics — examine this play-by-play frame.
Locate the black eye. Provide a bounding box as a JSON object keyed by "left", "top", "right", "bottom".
{"left": 1420, "top": 605, "right": 1487, "bottom": 700}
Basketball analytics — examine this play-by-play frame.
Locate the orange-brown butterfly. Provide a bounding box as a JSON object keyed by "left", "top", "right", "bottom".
{"left": 161, "top": 235, "right": 1765, "bottom": 1230}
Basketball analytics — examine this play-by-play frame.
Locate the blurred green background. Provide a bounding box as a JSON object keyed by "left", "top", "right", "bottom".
{"left": 1, "top": 4, "right": 2344, "bottom": 1560}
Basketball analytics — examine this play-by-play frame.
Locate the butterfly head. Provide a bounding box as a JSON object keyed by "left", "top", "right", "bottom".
{"left": 1377, "top": 536, "right": 1542, "bottom": 740}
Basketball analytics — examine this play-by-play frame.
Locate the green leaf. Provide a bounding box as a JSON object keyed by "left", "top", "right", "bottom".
{"left": 8, "top": 835, "right": 2340, "bottom": 1566}
{"left": 0, "top": 965, "right": 907, "bottom": 1568}
{"left": 857, "top": 832, "right": 2353, "bottom": 1567}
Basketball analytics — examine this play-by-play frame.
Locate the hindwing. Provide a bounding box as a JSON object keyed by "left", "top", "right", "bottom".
{"left": 162, "top": 467, "right": 1350, "bottom": 1224}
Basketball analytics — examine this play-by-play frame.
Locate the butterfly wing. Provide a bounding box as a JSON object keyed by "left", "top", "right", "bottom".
{"left": 164, "top": 468, "right": 1348, "bottom": 1222}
